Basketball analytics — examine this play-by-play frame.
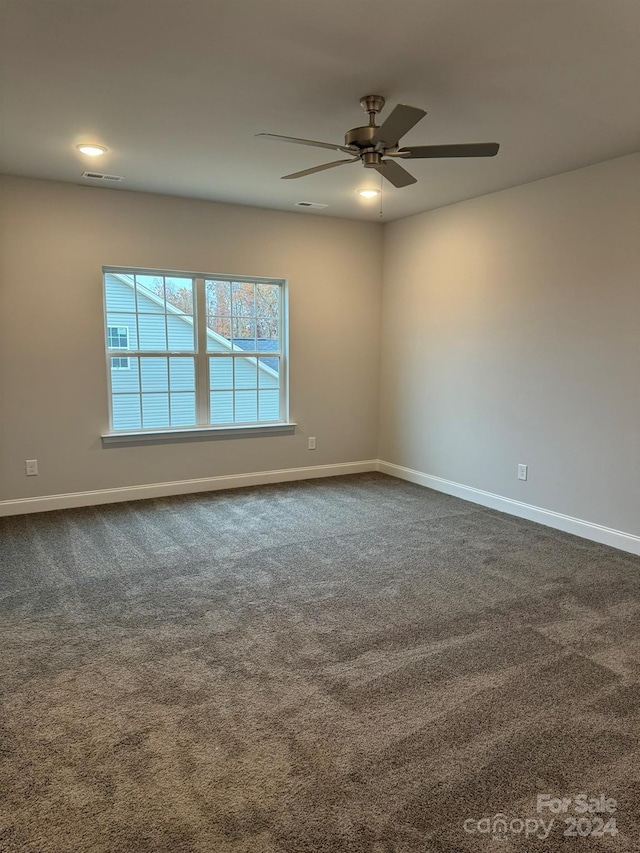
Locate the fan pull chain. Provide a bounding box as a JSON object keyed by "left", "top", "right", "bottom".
{"left": 379, "top": 171, "right": 383, "bottom": 219}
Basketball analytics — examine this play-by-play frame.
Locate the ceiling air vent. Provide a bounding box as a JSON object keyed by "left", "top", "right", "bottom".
{"left": 294, "top": 201, "right": 328, "bottom": 209}
{"left": 82, "top": 171, "right": 124, "bottom": 182}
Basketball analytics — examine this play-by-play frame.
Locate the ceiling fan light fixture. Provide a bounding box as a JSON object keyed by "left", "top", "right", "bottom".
{"left": 358, "top": 188, "right": 380, "bottom": 199}
{"left": 76, "top": 144, "right": 107, "bottom": 157}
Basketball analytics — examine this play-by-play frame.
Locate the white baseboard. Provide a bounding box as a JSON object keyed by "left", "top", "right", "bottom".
{"left": 4, "top": 459, "right": 638, "bottom": 558}
{"left": 377, "top": 460, "right": 640, "bottom": 557}
{"left": 0, "top": 460, "right": 378, "bottom": 517}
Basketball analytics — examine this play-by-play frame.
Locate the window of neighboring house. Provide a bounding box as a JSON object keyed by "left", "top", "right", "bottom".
{"left": 107, "top": 325, "right": 130, "bottom": 370}
{"left": 103, "top": 267, "right": 288, "bottom": 435}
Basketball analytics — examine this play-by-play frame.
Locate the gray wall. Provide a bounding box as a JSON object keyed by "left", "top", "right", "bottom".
{"left": 0, "top": 176, "right": 382, "bottom": 500}
{"left": 379, "top": 153, "right": 640, "bottom": 535}
{"left": 2, "top": 155, "right": 638, "bottom": 539}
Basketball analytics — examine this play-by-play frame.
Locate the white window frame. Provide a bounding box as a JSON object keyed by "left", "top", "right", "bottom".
{"left": 102, "top": 266, "right": 293, "bottom": 443}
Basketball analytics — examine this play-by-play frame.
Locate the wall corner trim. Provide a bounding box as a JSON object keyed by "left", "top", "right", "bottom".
{"left": 377, "top": 460, "right": 640, "bottom": 557}
{"left": 0, "top": 461, "right": 378, "bottom": 516}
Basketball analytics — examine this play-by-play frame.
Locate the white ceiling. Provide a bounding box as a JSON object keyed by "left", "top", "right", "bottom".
{"left": 1, "top": 0, "right": 639, "bottom": 221}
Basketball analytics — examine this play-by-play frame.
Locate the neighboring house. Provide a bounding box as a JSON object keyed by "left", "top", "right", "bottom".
{"left": 105, "top": 273, "right": 280, "bottom": 430}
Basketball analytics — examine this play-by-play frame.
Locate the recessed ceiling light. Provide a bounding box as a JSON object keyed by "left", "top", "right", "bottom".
{"left": 76, "top": 144, "right": 107, "bottom": 157}
{"left": 357, "top": 188, "right": 380, "bottom": 199}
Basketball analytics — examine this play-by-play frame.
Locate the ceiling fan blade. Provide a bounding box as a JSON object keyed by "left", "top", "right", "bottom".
{"left": 373, "top": 159, "right": 417, "bottom": 188}
{"left": 399, "top": 142, "right": 500, "bottom": 159}
{"left": 281, "top": 158, "right": 359, "bottom": 180}
{"left": 371, "top": 104, "right": 427, "bottom": 148}
{"left": 256, "top": 133, "right": 354, "bottom": 154}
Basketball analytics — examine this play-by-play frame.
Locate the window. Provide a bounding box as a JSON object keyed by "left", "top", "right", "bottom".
{"left": 107, "top": 326, "right": 130, "bottom": 369}
{"left": 103, "top": 267, "right": 288, "bottom": 435}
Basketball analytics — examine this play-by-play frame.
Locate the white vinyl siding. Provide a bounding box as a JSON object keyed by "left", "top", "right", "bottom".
{"left": 104, "top": 269, "right": 286, "bottom": 434}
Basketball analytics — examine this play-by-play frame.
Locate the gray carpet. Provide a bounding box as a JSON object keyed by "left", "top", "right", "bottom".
{"left": 0, "top": 472, "right": 639, "bottom": 852}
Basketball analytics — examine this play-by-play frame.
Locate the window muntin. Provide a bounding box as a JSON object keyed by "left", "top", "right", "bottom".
{"left": 104, "top": 269, "right": 286, "bottom": 433}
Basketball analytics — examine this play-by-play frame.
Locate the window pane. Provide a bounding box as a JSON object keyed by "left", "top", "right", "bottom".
{"left": 258, "top": 357, "right": 279, "bottom": 387}
{"left": 105, "top": 273, "right": 136, "bottom": 312}
{"left": 209, "top": 357, "right": 233, "bottom": 390}
{"left": 140, "top": 357, "right": 168, "bottom": 392}
{"left": 107, "top": 315, "right": 138, "bottom": 349}
{"left": 167, "top": 313, "right": 195, "bottom": 351}
{"left": 234, "top": 358, "right": 257, "bottom": 390}
{"left": 256, "top": 319, "right": 279, "bottom": 346}
{"left": 232, "top": 282, "right": 255, "bottom": 319}
{"left": 205, "top": 280, "right": 231, "bottom": 317}
{"left": 169, "top": 357, "right": 195, "bottom": 391}
{"left": 111, "top": 357, "right": 129, "bottom": 370}
{"left": 138, "top": 315, "right": 167, "bottom": 350}
{"left": 107, "top": 326, "right": 129, "bottom": 349}
{"left": 112, "top": 395, "right": 141, "bottom": 430}
{"left": 170, "top": 393, "right": 196, "bottom": 427}
{"left": 234, "top": 390, "right": 257, "bottom": 422}
{"left": 142, "top": 393, "right": 170, "bottom": 428}
{"left": 210, "top": 391, "right": 233, "bottom": 424}
{"left": 164, "top": 277, "right": 193, "bottom": 315}
{"left": 232, "top": 317, "right": 256, "bottom": 351}
{"left": 207, "top": 317, "right": 231, "bottom": 351}
{"left": 258, "top": 390, "right": 280, "bottom": 421}
{"left": 135, "top": 275, "right": 165, "bottom": 312}
{"left": 256, "top": 283, "right": 279, "bottom": 313}
{"left": 111, "top": 357, "right": 139, "bottom": 393}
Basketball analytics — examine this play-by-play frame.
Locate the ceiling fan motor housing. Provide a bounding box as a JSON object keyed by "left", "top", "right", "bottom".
{"left": 362, "top": 151, "right": 382, "bottom": 168}
{"left": 360, "top": 95, "right": 385, "bottom": 115}
{"left": 344, "top": 125, "right": 378, "bottom": 150}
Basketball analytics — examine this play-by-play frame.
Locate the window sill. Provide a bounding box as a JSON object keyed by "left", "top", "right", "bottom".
{"left": 101, "top": 422, "right": 297, "bottom": 445}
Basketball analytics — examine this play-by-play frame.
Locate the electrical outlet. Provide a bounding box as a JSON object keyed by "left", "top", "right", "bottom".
{"left": 25, "top": 459, "right": 38, "bottom": 476}
{"left": 308, "top": 437, "right": 316, "bottom": 450}
{"left": 517, "top": 463, "right": 528, "bottom": 481}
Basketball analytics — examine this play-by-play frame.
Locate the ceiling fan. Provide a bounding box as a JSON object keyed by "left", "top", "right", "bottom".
{"left": 257, "top": 95, "right": 499, "bottom": 188}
